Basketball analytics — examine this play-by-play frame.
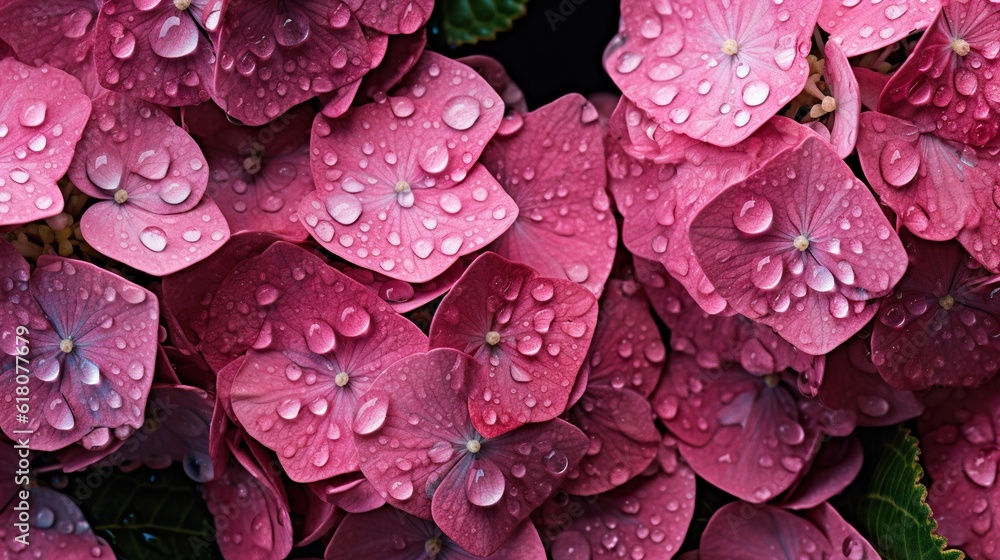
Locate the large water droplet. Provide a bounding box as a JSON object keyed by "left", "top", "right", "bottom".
{"left": 353, "top": 396, "right": 388, "bottom": 435}
{"left": 306, "top": 320, "right": 336, "bottom": 354}
{"left": 733, "top": 198, "right": 773, "bottom": 234}
{"left": 139, "top": 227, "right": 168, "bottom": 252}
{"left": 325, "top": 192, "right": 362, "bottom": 225}
{"left": 19, "top": 100, "right": 47, "bottom": 127}
{"left": 442, "top": 95, "right": 482, "bottom": 130}
{"left": 273, "top": 12, "right": 310, "bottom": 47}
{"left": 150, "top": 13, "right": 199, "bottom": 58}
{"left": 742, "top": 81, "right": 770, "bottom": 106}
{"left": 277, "top": 398, "right": 301, "bottom": 420}
{"left": 183, "top": 449, "right": 215, "bottom": 482}
{"left": 751, "top": 256, "right": 783, "bottom": 290}
{"left": 543, "top": 450, "right": 569, "bottom": 474}
{"left": 466, "top": 461, "right": 505, "bottom": 507}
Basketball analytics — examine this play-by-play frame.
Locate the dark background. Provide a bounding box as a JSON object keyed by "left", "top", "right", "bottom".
{"left": 430, "top": 0, "right": 622, "bottom": 109}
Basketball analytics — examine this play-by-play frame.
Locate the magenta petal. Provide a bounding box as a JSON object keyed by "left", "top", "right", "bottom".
{"left": 482, "top": 93, "right": 616, "bottom": 297}
{"left": 213, "top": 1, "right": 372, "bottom": 125}
{"left": 459, "top": 55, "right": 529, "bottom": 114}
{"left": 335, "top": 258, "right": 465, "bottom": 313}
{"left": 0, "top": 487, "right": 115, "bottom": 559}
{"left": 309, "top": 471, "right": 386, "bottom": 513}
{"left": 779, "top": 437, "right": 864, "bottom": 510}
{"left": 804, "top": 502, "right": 880, "bottom": 560}
{"left": 871, "top": 234, "right": 1000, "bottom": 389}
{"left": 853, "top": 67, "right": 890, "bottom": 111}
{"left": 0, "top": 59, "right": 91, "bottom": 226}
{"left": 920, "top": 378, "right": 1000, "bottom": 559}
{"left": 819, "top": 334, "right": 924, "bottom": 424}
{"left": 818, "top": 0, "right": 941, "bottom": 56}
{"left": 606, "top": 0, "right": 821, "bottom": 147}
{"left": 700, "top": 503, "right": 833, "bottom": 559}
{"left": 357, "top": 30, "right": 426, "bottom": 101}
{"left": 325, "top": 507, "right": 545, "bottom": 560}
{"left": 689, "top": 133, "right": 908, "bottom": 355}
{"left": 822, "top": 41, "right": 861, "bottom": 158}
{"left": 880, "top": 0, "right": 1000, "bottom": 148}
{"left": 80, "top": 196, "right": 230, "bottom": 276}
{"left": 429, "top": 252, "right": 599, "bottom": 438}
{"left": 562, "top": 281, "right": 664, "bottom": 495}
{"left": 203, "top": 456, "right": 294, "bottom": 560}
{"left": 0, "top": 255, "right": 158, "bottom": 451}
{"left": 550, "top": 467, "right": 696, "bottom": 560}
{"left": 345, "top": 0, "right": 432, "bottom": 34}
{"left": 93, "top": 0, "right": 218, "bottom": 106}
{"left": 0, "top": 1, "right": 100, "bottom": 79}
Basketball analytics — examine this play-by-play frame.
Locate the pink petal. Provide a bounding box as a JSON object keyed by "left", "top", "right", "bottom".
{"left": 344, "top": 0, "right": 432, "bottom": 35}
{"left": 779, "top": 437, "right": 864, "bottom": 510}
{"left": 700, "top": 503, "right": 832, "bottom": 559}
{"left": 80, "top": 196, "right": 230, "bottom": 276}
{"left": 606, "top": 0, "right": 822, "bottom": 146}
{"left": 325, "top": 507, "right": 545, "bottom": 560}
{"left": 0, "top": 487, "right": 116, "bottom": 559}
{"left": 358, "top": 30, "right": 426, "bottom": 101}
{"left": 93, "top": 0, "right": 219, "bottom": 106}
{"left": 429, "top": 252, "right": 599, "bottom": 438}
{"left": 482, "top": 93, "right": 617, "bottom": 297}
{"left": 880, "top": 0, "right": 1000, "bottom": 148}
{"left": 0, "top": 1, "right": 100, "bottom": 79}
{"left": 689, "top": 133, "right": 908, "bottom": 355}
{"left": 286, "top": 481, "right": 342, "bottom": 547}
{"left": 212, "top": 1, "right": 373, "bottom": 125}
{"left": 871, "top": 234, "right": 1000, "bottom": 389}
{"left": 803, "top": 502, "right": 880, "bottom": 560}
{"left": 0, "top": 256, "right": 158, "bottom": 451}
{"left": 334, "top": 258, "right": 465, "bottom": 313}
{"left": 853, "top": 67, "right": 891, "bottom": 112}
{"left": 822, "top": 41, "right": 861, "bottom": 158}
{"left": 460, "top": 55, "right": 529, "bottom": 114}
{"left": 0, "top": 59, "right": 91, "bottom": 226}
{"left": 818, "top": 0, "right": 941, "bottom": 56}
{"left": 308, "top": 471, "right": 386, "bottom": 513}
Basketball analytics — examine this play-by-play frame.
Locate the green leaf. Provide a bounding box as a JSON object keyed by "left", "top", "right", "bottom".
{"left": 860, "top": 427, "right": 965, "bottom": 560}
{"left": 58, "top": 465, "right": 221, "bottom": 560}
{"left": 436, "top": 0, "right": 529, "bottom": 46}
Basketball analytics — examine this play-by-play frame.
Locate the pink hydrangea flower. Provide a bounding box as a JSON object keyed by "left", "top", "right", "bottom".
{"left": 689, "top": 133, "right": 908, "bottom": 354}
{"left": 325, "top": 507, "right": 546, "bottom": 559}
{"left": 654, "top": 355, "right": 855, "bottom": 503}
{"left": 871, "top": 233, "right": 1000, "bottom": 390}
{"left": 0, "top": 487, "right": 116, "bottom": 559}
{"left": 0, "top": 241, "right": 159, "bottom": 451}
{"left": 93, "top": 0, "right": 223, "bottom": 107}
{"left": 561, "top": 280, "right": 664, "bottom": 495}
{"left": 300, "top": 52, "right": 518, "bottom": 283}
{"left": 547, "top": 442, "right": 696, "bottom": 560}
{"left": 202, "top": 241, "right": 427, "bottom": 481}
{"left": 429, "top": 252, "right": 599, "bottom": 438}
{"left": 605, "top": 0, "right": 821, "bottom": 146}
{"left": 697, "top": 502, "right": 878, "bottom": 559}
{"left": 0, "top": 1, "right": 101, "bottom": 80}
{"left": 480, "top": 93, "right": 617, "bottom": 297}
{"left": 921, "top": 378, "right": 1000, "bottom": 560}
{"left": 818, "top": 0, "right": 941, "bottom": 57}
{"left": 609, "top": 102, "right": 814, "bottom": 316}
{"left": 0, "top": 58, "right": 91, "bottom": 227}
{"left": 68, "top": 92, "right": 230, "bottom": 275}
{"left": 186, "top": 103, "right": 314, "bottom": 241}
{"left": 856, "top": 110, "right": 1000, "bottom": 271}
{"left": 880, "top": 0, "right": 1000, "bottom": 148}
{"left": 353, "top": 348, "right": 589, "bottom": 557}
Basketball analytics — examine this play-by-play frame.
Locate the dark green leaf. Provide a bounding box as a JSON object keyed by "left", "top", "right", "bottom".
{"left": 435, "top": 0, "right": 529, "bottom": 46}
{"left": 860, "top": 427, "right": 965, "bottom": 560}
{"left": 58, "top": 465, "right": 221, "bottom": 560}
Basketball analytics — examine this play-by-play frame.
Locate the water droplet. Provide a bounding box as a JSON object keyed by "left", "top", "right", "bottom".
{"left": 742, "top": 81, "right": 770, "bottom": 106}
{"left": 442, "top": 95, "right": 482, "bottom": 130}
{"left": 733, "top": 198, "right": 773, "bottom": 234}
{"left": 306, "top": 320, "right": 336, "bottom": 354}
{"left": 751, "top": 256, "right": 783, "bottom": 290}
{"left": 353, "top": 397, "right": 388, "bottom": 435}
{"left": 388, "top": 478, "right": 414, "bottom": 501}
{"left": 19, "top": 101, "right": 47, "bottom": 127}
{"left": 325, "top": 192, "right": 362, "bottom": 225}
{"left": 139, "top": 227, "right": 167, "bottom": 252}
{"left": 273, "top": 11, "right": 309, "bottom": 47}
{"left": 150, "top": 13, "right": 199, "bottom": 58}
{"left": 543, "top": 450, "right": 569, "bottom": 474}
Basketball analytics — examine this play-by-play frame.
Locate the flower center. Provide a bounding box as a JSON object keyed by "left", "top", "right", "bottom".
{"left": 764, "top": 373, "right": 780, "bottom": 388}
{"left": 394, "top": 180, "right": 411, "bottom": 193}
{"left": 114, "top": 189, "right": 129, "bottom": 204}
{"left": 59, "top": 338, "right": 74, "bottom": 353}
{"left": 952, "top": 38, "right": 971, "bottom": 56}
{"left": 939, "top": 294, "right": 955, "bottom": 310}
{"left": 334, "top": 372, "right": 350, "bottom": 387}
{"left": 793, "top": 235, "right": 810, "bottom": 251}
{"left": 466, "top": 440, "right": 481, "bottom": 454}
{"left": 174, "top": 0, "right": 192, "bottom": 9}
{"left": 721, "top": 39, "right": 739, "bottom": 56}
{"left": 425, "top": 537, "right": 443, "bottom": 557}
{"left": 820, "top": 96, "right": 837, "bottom": 113}
{"left": 243, "top": 142, "right": 265, "bottom": 175}
{"left": 485, "top": 331, "right": 501, "bottom": 346}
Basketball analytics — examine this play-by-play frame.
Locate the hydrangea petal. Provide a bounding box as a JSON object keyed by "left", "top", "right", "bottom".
{"left": 213, "top": 0, "right": 373, "bottom": 125}
{"left": 818, "top": 0, "right": 941, "bottom": 56}
{"left": 605, "top": 0, "right": 821, "bottom": 146}
{"left": 690, "top": 133, "right": 908, "bottom": 354}
{"left": 345, "top": 0, "right": 433, "bottom": 35}
{"left": 872, "top": 234, "right": 1000, "bottom": 389}
{"left": 308, "top": 471, "right": 386, "bottom": 513}
{"left": 429, "top": 252, "right": 599, "bottom": 438}
{"left": 822, "top": 41, "right": 861, "bottom": 158}
{"left": 0, "top": 59, "right": 91, "bottom": 226}
{"left": 0, "top": 487, "right": 115, "bottom": 559}
{"left": 779, "top": 437, "right": 864, "bottom": 510}
{"left": 481, "top": 94, "right": 616, "bottom": 297}
{"left": 0, "top": 1, "right": 100, "bottom": 79}
{"left": 334, "top": 258, "right": 465, "bottom": 313}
